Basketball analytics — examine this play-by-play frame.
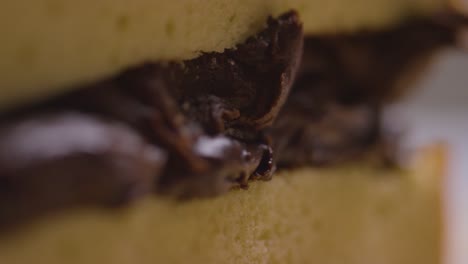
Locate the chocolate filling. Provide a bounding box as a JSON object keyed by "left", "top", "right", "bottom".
{"left": 0, "top": 10, "right": 466, "bottom": 230}
{"left": 0, "top": 11, "right": 302, "bottom": 228}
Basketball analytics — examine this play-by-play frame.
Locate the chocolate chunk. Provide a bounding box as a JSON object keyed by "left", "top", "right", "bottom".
{"left": 178, "top": 11, "right": 303, "bottom": 135}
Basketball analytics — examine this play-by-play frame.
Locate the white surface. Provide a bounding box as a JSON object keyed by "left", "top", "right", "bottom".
{"left": 385, "top": 50, "right": 468, "bottom": 264}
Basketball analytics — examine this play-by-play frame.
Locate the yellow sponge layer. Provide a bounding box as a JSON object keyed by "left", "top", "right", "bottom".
{"left": 0, "top": 0, "right": 443, "bottom": 110}
{"left": 0, "top": 146, "right": 443, "bottom": 264}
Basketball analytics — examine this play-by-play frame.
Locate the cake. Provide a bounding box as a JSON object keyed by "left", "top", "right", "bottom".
{"left": 0, "top": 145, "right": 444, "bottom": 264}
{"left": 0, "top": 0, "right": 465, "bottom": 263}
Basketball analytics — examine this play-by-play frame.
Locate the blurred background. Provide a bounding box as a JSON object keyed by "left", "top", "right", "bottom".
{"left": 385, "top": 49, "right": 468, "bottom": 264}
